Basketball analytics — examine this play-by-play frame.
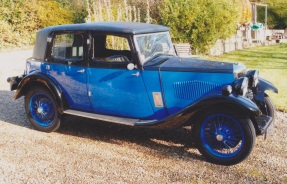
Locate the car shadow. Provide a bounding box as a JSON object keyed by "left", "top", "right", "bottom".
{"left": 0, "top": 90, "right": 204, "bottom": 162}
{"left": 0, "top": 90, "right": 31, "bottom": 128}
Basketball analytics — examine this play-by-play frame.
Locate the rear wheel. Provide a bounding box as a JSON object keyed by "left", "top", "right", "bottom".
{"left": 25, "top": 87, "right": 61, "bottom": 132}
{"left": 193, "top": 109, "right": 256, "bottom": 165}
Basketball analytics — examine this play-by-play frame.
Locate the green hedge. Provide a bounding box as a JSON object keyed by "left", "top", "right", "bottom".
{"left": 0, "top": 0, "right": 86, "bottom": 50}
{"left": 251, "top": 0, "right": 287, "bottom": 29}
{"left": 157, "top": 0, "right": 241, "bottom": 54}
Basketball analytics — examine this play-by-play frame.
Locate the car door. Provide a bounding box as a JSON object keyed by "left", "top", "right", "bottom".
{"left": 87, "top": 34, "right": 154, "bottom": 119}
{"left": 44, "top": 32, "right": 91, "bottom": 111}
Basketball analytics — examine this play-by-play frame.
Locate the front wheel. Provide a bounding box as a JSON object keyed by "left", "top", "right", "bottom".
{"left": 193, "top": 109, "right": 256, "bottom": 165}
{"left": 264, "top": 95, "right": 276, "bottom": 124}
{"left": 25, "top": 87, "right": 61, "bottom": 132}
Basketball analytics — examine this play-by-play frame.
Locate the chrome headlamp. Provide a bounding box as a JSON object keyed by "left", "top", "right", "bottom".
{"left": 246, "top": 70, "right": 259, "bottom": 88}
{"left": 233, "top": 77, "right": 249, "bottom": 96}
{"left": 26, "top": 62, "right": 31, "bottom": 74}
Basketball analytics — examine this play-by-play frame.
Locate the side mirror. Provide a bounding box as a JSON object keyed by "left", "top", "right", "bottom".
{"left": 127, "top": 63, "right": 135, "bottom": 70}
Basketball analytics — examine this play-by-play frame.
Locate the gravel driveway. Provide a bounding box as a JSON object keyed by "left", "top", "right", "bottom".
{"left": 0, "top": 50, "right": 287, "bottom": 183}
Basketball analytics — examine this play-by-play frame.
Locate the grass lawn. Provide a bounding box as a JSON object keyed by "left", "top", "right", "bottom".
{"left": 207, "top": 43, "right": 287, "bottom": 112}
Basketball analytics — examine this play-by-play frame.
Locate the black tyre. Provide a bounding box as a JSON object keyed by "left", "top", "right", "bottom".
{"left": 193, "top": 109, "right": 256, "bottom": 165}
{"left": 264, "top": 95, "right": 276, "bottom": 124}
{"left": 25, "top": 87, "right": 61, "bottom": 132}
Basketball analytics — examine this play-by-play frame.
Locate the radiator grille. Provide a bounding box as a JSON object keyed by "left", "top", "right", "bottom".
{"left": 173, "top": 80, "right": 221, "bottom": 101}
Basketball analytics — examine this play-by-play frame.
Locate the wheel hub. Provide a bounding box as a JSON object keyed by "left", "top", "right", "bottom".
{"left": 37, "top": 107, "right": 43, "bottom": 113}
{"left": 216, "top": 134, "right": 224, "bottom": 141}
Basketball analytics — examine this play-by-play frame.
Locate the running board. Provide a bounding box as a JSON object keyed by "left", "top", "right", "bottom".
{"left": 63, "top": 110, "right": 156, "bottom": 126}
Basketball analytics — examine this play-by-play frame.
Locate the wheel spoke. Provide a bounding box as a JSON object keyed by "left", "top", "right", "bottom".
{"left": 225, "top": 139, "right": 239, "bottom": 148}
{"left": 30, "top": 93, "right": 56, "bottom": 127}
{"left": 201, "top": 114, "right": 245, "bottom": 158}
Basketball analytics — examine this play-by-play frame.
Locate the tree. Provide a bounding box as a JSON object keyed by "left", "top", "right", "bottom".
{"left": 85, "top": 0, "right": 144, "bottom": 22}
{"left": 128, "top": 0, "right": 161, "bottom": 23}
{"left": 0, "top": 0, "right": 76, "bottom": 49}
{"left": 35, "top": 0, "right": 73, "bottom": 28}
{"left": 250, "top": 0, "right": 287, "bottom": 29}
{"left": 239, "top": 0, "right": 252, "bottom": 24}
{"left": 158, "top": 0, "right": 241, "bottom": 53}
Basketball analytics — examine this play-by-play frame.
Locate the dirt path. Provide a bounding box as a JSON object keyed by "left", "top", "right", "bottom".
{"left": 0, "top": 50, "right": 287, "bottom": 183}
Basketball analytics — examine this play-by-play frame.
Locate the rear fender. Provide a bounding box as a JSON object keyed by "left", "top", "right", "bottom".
{"left": 14, "top": 72, "right": 67, "bottom": 113}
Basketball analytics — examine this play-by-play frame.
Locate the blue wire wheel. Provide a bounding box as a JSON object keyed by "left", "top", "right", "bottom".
{"left": 29, "top": 92, "right": 56, "bottom": 127}
{"left": 200, "top": 114, "right": 245, "bottom": 158}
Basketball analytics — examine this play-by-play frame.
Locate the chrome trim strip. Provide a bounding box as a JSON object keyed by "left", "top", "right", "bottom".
{"left": 64, "top": 110, "right": 142, "bottom": 126}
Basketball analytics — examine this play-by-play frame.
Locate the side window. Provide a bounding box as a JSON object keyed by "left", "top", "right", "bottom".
{"left": 51, "top": 33, "right": 84, "bottom": 65}
{"left": 106, "top": 35, "right": 130, "bottom": 51}
{"left": 93, "top": 35, "right": 131, "bottom": 63}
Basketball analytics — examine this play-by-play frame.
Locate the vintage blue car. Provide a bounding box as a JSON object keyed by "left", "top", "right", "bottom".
{"left": 7, "top": 22, "right": 278, "bottom": 165}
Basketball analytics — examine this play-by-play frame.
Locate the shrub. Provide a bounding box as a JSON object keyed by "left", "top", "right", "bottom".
{"left": 250, "top": 0, "right": 287, "bottom": 29}
{"left": 158, "top": 0, "right": 241, "bottom": 53}
{"left": 239, "top": 0, "right": 252, "bottom": 24}
{"left": 0, "top": 20, "right": 14, "bottom": 49}
{"left": 0, "top": 0, "right": 75, "bottom": 49}
{"left": 85, "top": 0, "right": 143, "bottom": 22}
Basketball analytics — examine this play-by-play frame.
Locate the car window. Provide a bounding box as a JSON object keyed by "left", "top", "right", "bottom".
{"left": 50, "top": 33, "right": 84, "bottom": 65}
{"left": 134, "top": 32, "right": 175, "bottom": 65}
{"left": 105, "top": 35, "right": 130, "bottom": 51}
{"left": 93, "top": 35, "right": 131, "bottom": 63}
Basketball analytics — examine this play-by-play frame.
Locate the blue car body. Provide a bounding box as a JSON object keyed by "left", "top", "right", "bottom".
{"left": 8, "top": 22, "right": 278, "bottom": 165}
{"left": 22, "top": 55, "right": 255, "bottom": 121}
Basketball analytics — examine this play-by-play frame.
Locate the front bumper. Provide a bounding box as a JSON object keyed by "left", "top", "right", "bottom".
{"left": 7, "top": 75, "right": 25, "bottom": 91}
{"left": 256, "top": 114, "right": 273, "bottom": 135}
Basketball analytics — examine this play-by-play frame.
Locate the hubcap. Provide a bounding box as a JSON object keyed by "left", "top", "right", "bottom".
{"left": 37, "top": 107, "right": 43, "bottom": 113}
{"left": 216, "top": 134, "right": 223, "bottom": 141}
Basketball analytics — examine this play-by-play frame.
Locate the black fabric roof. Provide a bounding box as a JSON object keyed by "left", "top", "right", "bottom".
{"left": 40, "top": 22, "right": 169, "bottom": 35}
{"left": 33, "top": 22, "right": 169, "bottom": 60}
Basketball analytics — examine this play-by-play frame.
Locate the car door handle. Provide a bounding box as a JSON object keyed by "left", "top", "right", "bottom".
{"left": 46, "top": 65, "right": 50, "bottom": 70}
{"left": 131, "top": 72, "right": 140, "bottom": 77}
{"left": 77, "top": 69, "right": 85, "bottom": 73}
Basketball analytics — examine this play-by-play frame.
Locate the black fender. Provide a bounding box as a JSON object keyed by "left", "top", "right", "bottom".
{"left": 254, "top": 77, "right": 278, "bottom": 102}
{"left": 14, "top": 72, "right": 67, "bottom": 114}
{"left": 7, "top": 75, "right": 25, "bottom": 91}
{"left": 136, "top": 94, "right": 260, "bottom": 129}
{"left": 188, "top": 94, "right": 260, "bottom": 116}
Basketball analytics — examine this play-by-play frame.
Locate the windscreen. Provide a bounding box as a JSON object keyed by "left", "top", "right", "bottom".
{"left": 134, "top": 32, "right": 175, "bottom": 65}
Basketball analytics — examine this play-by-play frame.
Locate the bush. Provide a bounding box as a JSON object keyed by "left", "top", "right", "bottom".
{"left": 0, "top": 0, "right": 75, "bottom": 50}
{"left": 85, "top": 0, "right": 143, "bottom": 22}
{"left": 251, "top": 0, "right": 287, "bottom": 29}
{"left": 0, "top": 20, "right": 14, "bottom": 49}
{"left": 36, "top": 0, "right": 73, "bottom": 28}
{"left": 239, "top": 0, "right": 252, "bottom": 24}
{"left": 158, "top": 0, "right": 241, "bottom": 53}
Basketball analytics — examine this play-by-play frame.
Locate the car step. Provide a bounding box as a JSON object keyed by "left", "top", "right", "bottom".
{"left": 63, "top": 109, "right": 156, "bottom": 126}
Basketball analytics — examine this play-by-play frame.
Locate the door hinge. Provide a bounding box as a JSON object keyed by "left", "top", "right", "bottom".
{"left": 131, "top": 72, "right": 140, "bottom": 77}
{"left": 77, "top": 69, "right": 85, "bottom": 73}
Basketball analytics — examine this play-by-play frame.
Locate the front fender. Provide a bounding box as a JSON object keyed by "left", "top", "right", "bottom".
{"left": 254, "top": 77, "right": 278, "bottom": 102}
{"left": 190, "top": 94, "right": 260, "bottom": 117}
{"left": 136, "top": 94, "right": 260, "bottom": 129}
{"left": 14, "top": 72, "right": 66, "bottom": 113}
